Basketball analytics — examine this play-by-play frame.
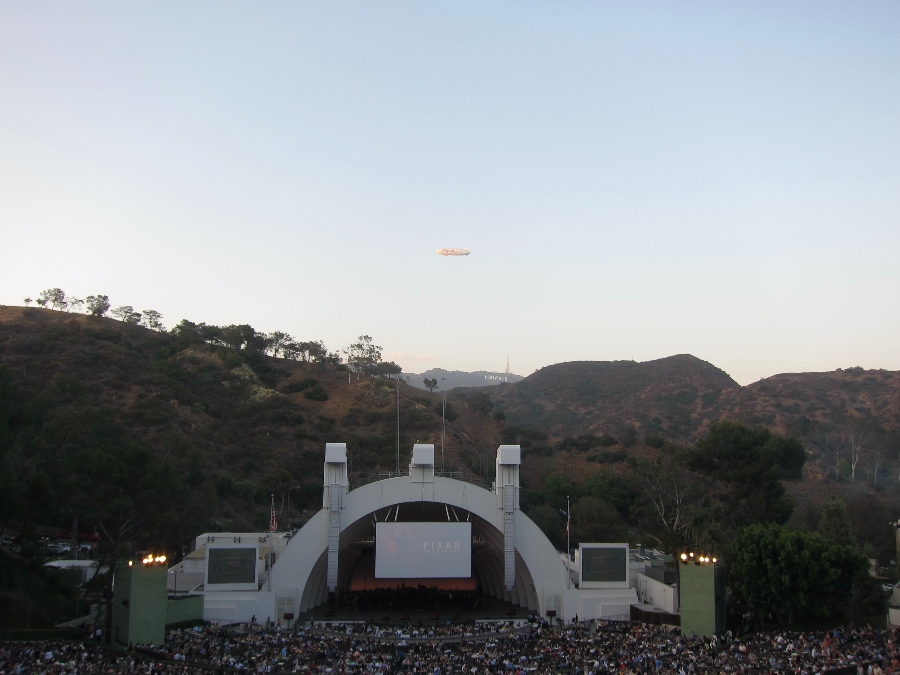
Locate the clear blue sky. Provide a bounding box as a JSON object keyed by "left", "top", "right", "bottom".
{"left": 2, "top": 2, "right": 898, "bottom": 385}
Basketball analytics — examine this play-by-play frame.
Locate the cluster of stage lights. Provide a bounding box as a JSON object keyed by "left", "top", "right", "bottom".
{"left": 680, "top": 552, "right": 717, "bottom": 565}
{"left": 127, "top": 555, "right": 167, "bottom": 567}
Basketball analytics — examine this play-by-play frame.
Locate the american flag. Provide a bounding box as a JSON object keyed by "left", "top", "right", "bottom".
{"left": 269, "top": 494, "right": 277, "bottom": 532}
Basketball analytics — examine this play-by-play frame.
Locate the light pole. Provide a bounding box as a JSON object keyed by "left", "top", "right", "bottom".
{"left": 566, "top": 495, "right": 571, "bottom": 591}
{"left": 396, "top": 378, "right": 400, "bottom": 474}
{"left": 441, "top": 378, "right": 446, "bottom": 474}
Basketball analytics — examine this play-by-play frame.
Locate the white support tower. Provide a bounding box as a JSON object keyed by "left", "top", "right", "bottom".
{"left": 323, "top": 443, "right": 348, "bottom": 593}
{"left": 410, "top": 444, "right": 435, "bottom": 502}
{"left": 496, "top": 445, "right": 521, "bottom": 591}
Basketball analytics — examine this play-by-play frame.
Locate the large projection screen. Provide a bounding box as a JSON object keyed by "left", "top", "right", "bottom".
{"left": 206, "top": 546, "right": 258, "bottom": 590}
{"left": 375, "top": 522, "right": 471, "bottom": 579}
{"left": 580, "top": 544, "right": 628, "bottom": 588}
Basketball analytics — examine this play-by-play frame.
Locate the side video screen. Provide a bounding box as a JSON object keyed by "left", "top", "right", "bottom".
{"left": 207, "top": 547, "right": 257, "bottom": 585}
{"left": 582, "top": 546, "right": 627, "bottom": 583}
{"left": 375, "top": 522, "right": 471, "bottom": 579}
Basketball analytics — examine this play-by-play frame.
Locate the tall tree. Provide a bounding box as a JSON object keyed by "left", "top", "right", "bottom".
{"left": 0, "top": 368, "right": 22, "bottom": 526}
{"left": 308, "top": 341, "right": 329, "bottom": 363}
{"left": 281, "top": 340, "right": 301, "bottom": 360}
{"left": 423, "top": 377, "right": 438, "bottom": 393}
{"left": 265, "top": 331, "right": 292, "bottom": 359}
{"left": 220, "top": 325, "right": 267, "bottom": 353}
{"left": 630, "top": 456, "right": 707, "bottom": 550}
{"left": 140, "top": 310, "right": 165, "bottom": 332}
{"left": 848, "top": 429, "right": 867, "bottom": 482}
{"left": 730, "top": 523, "right": 863, "bottom": 624}
{"left": 571, "top": 496, "right": 630, "bottom": 544}
{"left": 869, "top": 441, "right": 888, "bottom": 485}
{"left": 344, "top": 335, "right": 382, "bottom": 378}
{"left": 111, "top": 306, "right": 142, "bottom": 324}
{"left": 85, "top": 295, "right": 111, "bottom": 317}
{"left": 376, "top": 361, "right": 402, "bottom": 379}
{"left": 36, "top": 406, "right": 189, "bottom": 642}
{"left": 818, "top": 497, "right": 855, "bottom": 547}
{"left": 679, "top": 422, "right": 805, "bottom": 526}
{"left": 39, "top": 288, "right": 67, "bottom": 310}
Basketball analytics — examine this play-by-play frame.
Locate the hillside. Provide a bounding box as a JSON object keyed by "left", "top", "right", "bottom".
{"left": 471, "top": 357, "right": 899, "bottom": 482}
{"left": 479, "top": 355, "right": 740, "bottom": 439}
{"left": 0, "top": 306, "right": 503, "bottom": 535}
{"left": 4, "top": 305, "right": 897, "bottom": 499}
{"left": 712, "top": 368, "right": 900, "bottom": 436}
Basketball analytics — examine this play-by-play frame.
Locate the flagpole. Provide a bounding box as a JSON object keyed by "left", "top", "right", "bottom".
{"left": 566, "top": 495, "right": 570, "bottom": 591}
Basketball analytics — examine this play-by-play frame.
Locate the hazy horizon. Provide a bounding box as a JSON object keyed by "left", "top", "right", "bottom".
{"left": 2, "top": 2, "right": 898, "bottom": 386}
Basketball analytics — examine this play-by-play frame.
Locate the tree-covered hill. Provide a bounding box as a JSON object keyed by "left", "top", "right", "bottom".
{"left": 0, "top": 305, "right": 502, "bottom": 543}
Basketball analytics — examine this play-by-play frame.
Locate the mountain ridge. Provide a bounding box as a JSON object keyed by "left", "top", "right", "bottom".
{"left": 473, "top": 356, "right": 899, "bottom": 480}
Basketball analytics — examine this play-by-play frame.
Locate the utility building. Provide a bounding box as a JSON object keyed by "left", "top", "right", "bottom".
{"left": 678, "top": 553, "right": 725, "bottom": 638}
{"left": 112, "top": 556, "right": 168, "bottom": 647}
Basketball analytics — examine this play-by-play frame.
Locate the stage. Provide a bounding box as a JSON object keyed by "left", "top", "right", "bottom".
{"left": 301, "top": 588, "right": 530, "bottom": 624}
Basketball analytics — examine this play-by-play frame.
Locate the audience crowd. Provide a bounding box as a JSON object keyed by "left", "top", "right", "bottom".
{"left": 310, "top": 618, "right": 531, "bottom": 640}
{"left": 2, "top": 620, "right": 897, "bottom": 675}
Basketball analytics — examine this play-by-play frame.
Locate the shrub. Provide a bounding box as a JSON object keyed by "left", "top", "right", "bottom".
{"left": 316, "top": 416, "right": 335, "bottom": 432}
{"left": 303, "top": 385, "right": 328, "bottom": 401}
{"left": 233, "top": 479, "right": 259, "bottom": 502}
{"left": 597, "top": 450, "right": 627, "bottom": 464}
{"left": 285, "top": 378, "right": 318, "bottom": 394}
{"left": 559, "top": 434, "right": 600, "bottom": 452}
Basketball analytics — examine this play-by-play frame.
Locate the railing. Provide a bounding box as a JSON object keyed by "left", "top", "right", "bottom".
{"left": 350, "top": 470, "right": 491, "bottom": 491}
{"left": 436, "top": 470, "right": 492, "bottom": 490}
{"left": 350, "top": 471, "right": 404, "bottom": 488}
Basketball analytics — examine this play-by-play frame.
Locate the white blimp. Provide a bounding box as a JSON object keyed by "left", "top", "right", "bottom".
{"left": 436, "top": 248, "right": 470, "bottom": 256}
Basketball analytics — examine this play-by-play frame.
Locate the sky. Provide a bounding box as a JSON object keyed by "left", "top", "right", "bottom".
{"left": 1, "top": 2, "right": 898, "bottom": 385}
